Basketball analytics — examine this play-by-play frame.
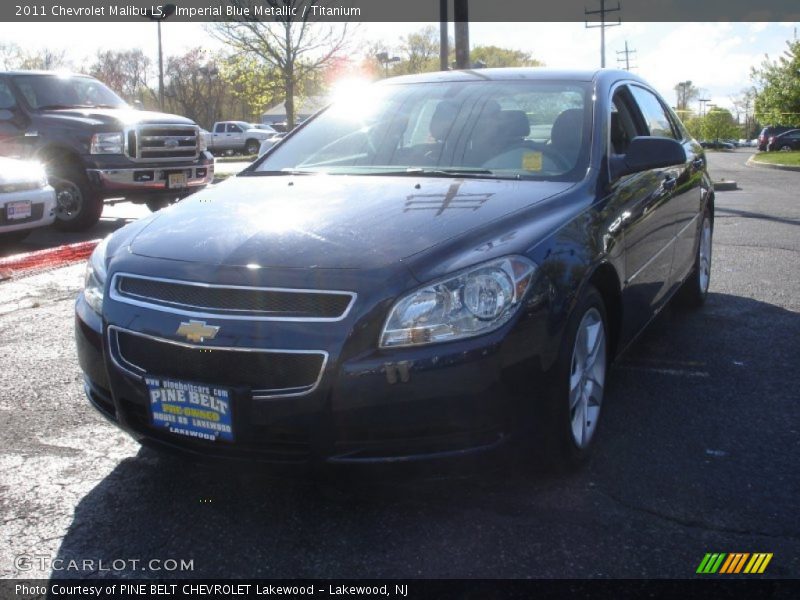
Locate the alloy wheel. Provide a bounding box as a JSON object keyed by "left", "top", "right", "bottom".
{"left": 569, "top": 307, "right": 606, "bottom": 449}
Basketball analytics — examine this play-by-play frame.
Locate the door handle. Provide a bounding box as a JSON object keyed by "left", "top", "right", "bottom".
{"left": 662, "top": 175, "right": 677, "bottom": 192}
{"left": 691, "top": 157, "right": 704, "bottom": 170}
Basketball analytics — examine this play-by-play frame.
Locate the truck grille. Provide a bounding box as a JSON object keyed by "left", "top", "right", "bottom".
{"left": 111, "top": 274, "right": 356, "bottom": 321}
{"left": 109, "top": 326, "right": 327, "bottom": 399}
{"left": 127, "top": 124, "right": 199, "bottom": 162}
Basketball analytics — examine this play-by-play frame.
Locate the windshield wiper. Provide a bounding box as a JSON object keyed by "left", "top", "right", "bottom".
{"left": 403, "top": 167, "right": 495, "bottom": 178}
{"left": 37, "top": 104, "right": 82, "bottom": 110}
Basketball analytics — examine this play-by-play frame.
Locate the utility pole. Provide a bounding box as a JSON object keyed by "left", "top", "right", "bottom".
{"left": 698, "top": 97, "right": 711, "bottom": 117}
{"left": 454, "top": 0, "right": 469, "bottom": 69}
{"left": 585, "top": 0, "right": 621, "bottom": 68}
{"left": 440, "top": 0, "right": 449, "bottom": 71}
{"left": 616, "top": 40, "right": 636, "bottom": 71}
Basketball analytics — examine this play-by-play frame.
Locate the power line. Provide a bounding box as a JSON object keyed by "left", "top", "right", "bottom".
{"left": 585, "top": 0, "right": 621, "bottom": 68}
{"left": 616, "top": 40, "right": 636, "bottom": 71}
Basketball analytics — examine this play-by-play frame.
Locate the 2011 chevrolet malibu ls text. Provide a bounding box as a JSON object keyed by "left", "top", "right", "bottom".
{"left": 75, "top": 69, "right": 714, "bottom": 469}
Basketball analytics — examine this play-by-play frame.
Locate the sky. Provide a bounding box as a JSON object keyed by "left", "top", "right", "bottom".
{"left": 0, "top": 21, "right": 797, "bottom": 112}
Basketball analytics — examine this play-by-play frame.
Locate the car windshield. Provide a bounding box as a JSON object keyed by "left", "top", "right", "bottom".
{"left": 11, "top": 74, "right": 127, "bottom": 110}
{"left": 254, "top": 79, "right": 591, "bottom": 180}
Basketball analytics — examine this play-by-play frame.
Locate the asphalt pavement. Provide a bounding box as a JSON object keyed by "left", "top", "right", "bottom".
{"left": 0, "top": 149, "right": 798, "bottom": 580}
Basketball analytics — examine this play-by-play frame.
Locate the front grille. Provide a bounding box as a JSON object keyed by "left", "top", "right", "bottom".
{"left": 0, "top": 202, "right": 44, "bottom": 226}
{"left": 110, "top": 327, "right": 326, "bottom": 398}
{"left": 113, "top": 274, "right": 355, "bottom": 321}
{"left": 127, "top": 124, "right": 199, "bottom": 162}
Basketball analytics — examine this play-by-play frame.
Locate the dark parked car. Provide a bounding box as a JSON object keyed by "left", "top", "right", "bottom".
{"left": 700, "top": 140, "right": 734, "bottom": 150}
{"left": 75, "top": 69, "right": 714, "bottom": 469}
{"left": 766, "top": 128, "right": 800, "bottom": 152}
{"left": 758, "top": 125, "right": 797, "bottom": 151}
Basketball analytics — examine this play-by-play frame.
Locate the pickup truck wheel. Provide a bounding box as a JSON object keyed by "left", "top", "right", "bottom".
{"left": 50, "top": 165, "right": 103, "bottom": 232}
{"left": 146, "top": 198, "right": 173, "bottom": 212}
{"left": 225, "top": 148, "right": 235, "bottom": 157}
{"left": 245, "top": 139, "right": 260, "bottom": 155}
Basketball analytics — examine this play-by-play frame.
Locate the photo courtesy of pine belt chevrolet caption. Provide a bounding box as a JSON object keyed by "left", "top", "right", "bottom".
{"left": 75, "top": 68, "right": 713, "bottom": 469}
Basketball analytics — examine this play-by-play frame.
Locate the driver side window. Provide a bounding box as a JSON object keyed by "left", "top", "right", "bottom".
{"left": 0, "top": 80, "right": 16, "bottom": 110}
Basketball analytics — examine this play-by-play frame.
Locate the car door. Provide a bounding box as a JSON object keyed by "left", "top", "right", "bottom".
{"left": 608, "top": 84, "right": 680, "bottom": 344}
{"left": 628, "top": 84, "right": 702, "bottom": 292}
{"left": 212, "top": 122, "right": 227, "bottom": 150}
{"left": 0, "top": 77, "right": 26, "bottom": 158}
{"left": 226, "top": 123, "right": 245, "bottom": 150}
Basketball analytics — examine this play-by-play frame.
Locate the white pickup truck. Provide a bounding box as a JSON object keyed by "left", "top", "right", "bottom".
{"left": 206, "top": 121, "right": 276, "bottom": 156}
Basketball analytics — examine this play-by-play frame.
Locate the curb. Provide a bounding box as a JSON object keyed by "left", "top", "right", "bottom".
{"left": 746, "top": 155, "right": 800, "bottom": 172}
{"left": 0, "top": 239, "right": 99, "bottom": 281}
{"left": 712, "top": 181, "right": 738, "bottom": 191}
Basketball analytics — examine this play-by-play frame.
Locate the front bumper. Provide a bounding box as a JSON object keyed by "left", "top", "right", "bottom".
{"left": 0, "top": 186, "right": 56, "bottom": 233}
{"left": 86, "top": 155, "right": 214, "bottom": 197}
{"left": 75, "top": 291, "right": 538, "bottom": 466}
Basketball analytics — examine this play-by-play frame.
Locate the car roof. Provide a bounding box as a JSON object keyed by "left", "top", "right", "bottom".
{"left": 382, "top": 67, "right": 647, "bottom": 86}
{"left": 0, "top": 70, "right": 93, "bottom": 78}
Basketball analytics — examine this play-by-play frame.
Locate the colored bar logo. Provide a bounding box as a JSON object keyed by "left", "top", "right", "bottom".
{"left": 696, "top": 553, "right": 773, "bottom": 574}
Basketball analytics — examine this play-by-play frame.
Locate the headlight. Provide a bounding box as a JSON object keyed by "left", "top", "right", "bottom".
{"left": 380, "top": 256, "right": 537, "bottom": 348}
{"left": 83, "top": 236, "right": 110, "bottom": 315}
{"left": 90, "top": 132, "right": 124, "bottom": 154}
{"left": 197, "top": 130, "right": 208, "bottom": 152}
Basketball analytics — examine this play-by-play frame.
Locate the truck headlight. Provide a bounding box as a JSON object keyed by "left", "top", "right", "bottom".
{"left": 90, "top": 132, "right": 124, "bottom": 154}
{"left": 379, "top": 256, "right": 537, "bottom": 348}
{"left": 83, "top": 236, "right": 109, "bottom": 315}
{"left": 197, "top": 130, "right": 209, "bottom": 152}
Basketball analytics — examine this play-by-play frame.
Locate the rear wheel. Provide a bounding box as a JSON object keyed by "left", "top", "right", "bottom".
{"left": 780, "top": 144, "right": 792, "bottom": 152}
{"left": 676, "top": 208, "right": 712, "bottom": 307}
{"left": 530, "top": 285, "right": 608, "bottom": 470}
{"left": 49, "top": 163, "right": 103, "bottom": 231}
{"left": 245, "top": 139, "right": 260, "bottom": 155}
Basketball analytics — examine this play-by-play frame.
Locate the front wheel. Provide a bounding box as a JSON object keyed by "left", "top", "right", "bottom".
{"left": 49, "top": 163, "right": 103, "bottom": 232}
{"left": 530, "top": 285, "right": 609, "bottom": 470}
{"left": 245, "top": 139, "right": 260, "bottom": 155}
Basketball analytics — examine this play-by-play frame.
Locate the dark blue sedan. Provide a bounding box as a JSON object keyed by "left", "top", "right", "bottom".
{"left": 75, "top": 69, "right": 714, "bottom": 469}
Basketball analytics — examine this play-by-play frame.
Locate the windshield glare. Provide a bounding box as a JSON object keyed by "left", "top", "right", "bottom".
{"left": 256, "top": 80, "right": 591, "bottom": 180}
{"left": 11, "top": 75, "right": 127, "bottom": 110}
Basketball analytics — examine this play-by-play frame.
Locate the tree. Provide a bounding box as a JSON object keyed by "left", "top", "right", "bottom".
{"left": 0, "top": 42, "right": 23, "bottom": 70}
{"left": 394, "top": 26, "right": 441, "bottom": 75}
{"left": 163, "top": 48, "right": 232, "bottom": 128}
{"left": 470, "top": 45, "right": 544, "bottom": 68}
{"left": 18, "top": 48, "right": 69, "bottom": 71}
{"left": 730, "top": 87, "right": 757, "bottom": 138}
{"left": 751, "top": 40, "right": 800, "bottom": 126}
{"left": 700, "top": 108, "right": 739, "bottom": 141}
{"left": 90, "top": 49, "right": 153, "bottom": 104}
{"left": 674, "top": 80, "right": 699, "bottom": 112}
{"left": 212, "top": 1, "right": 350, "bottom": 128}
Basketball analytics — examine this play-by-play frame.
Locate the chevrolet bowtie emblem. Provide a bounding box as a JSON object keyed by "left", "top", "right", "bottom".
{"left": 176, "top": 320, "right": 220, "bottom": 343}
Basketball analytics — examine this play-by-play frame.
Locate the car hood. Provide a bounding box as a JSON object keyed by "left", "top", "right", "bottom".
{"left": 129, "top": 175, "right": 574, "bottom": 270}
{"left": 39, "top": 108, "right": 195, "bottom": 128}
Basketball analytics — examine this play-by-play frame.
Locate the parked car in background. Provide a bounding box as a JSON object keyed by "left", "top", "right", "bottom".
{"left": 249, "top": 123, "right": 278, "bottom": 133}
{"left": 700, "top": 140, "right": 734, "bottom": 150}
{"left": 207, "top": 121, "right": 273, "bottom": 156}
{"left": 758, "top": 125, "right": 797, "bottom": 151}
{"left": 0, "top": 156, "right": 55, "bottom": 244}
{"left": 0, "top": 71, "right": 213, "bottom": 228}
{"left": 76, "top": 68, "right": 714, "bottom": 470}
{"left": 257, "top": 132, "right": 287, "bottom": 156}
{"left": 766, "top": 129, "right": 800, "bottom": 152}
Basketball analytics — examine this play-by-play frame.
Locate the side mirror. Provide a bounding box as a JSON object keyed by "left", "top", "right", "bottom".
{"left": 610, "top": 136, "right": 686, "bottom": 180}
{"left": 0, "top": 109, "right": 13, "bottom": 121}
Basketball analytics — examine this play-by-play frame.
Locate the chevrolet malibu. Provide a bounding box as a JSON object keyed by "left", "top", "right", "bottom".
{"left": 75, "top": 69, "right": 714, "bottom": 468}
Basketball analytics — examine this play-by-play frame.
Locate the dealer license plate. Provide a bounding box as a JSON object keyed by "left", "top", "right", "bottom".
{"left": 6, "top": 200, "right": 31, "bottom": 220}
{"left": 146, "top": 376, "right": 234, "bottom": 442}
{"left": 167, "top": 172, "right": 187, "bottom": 189}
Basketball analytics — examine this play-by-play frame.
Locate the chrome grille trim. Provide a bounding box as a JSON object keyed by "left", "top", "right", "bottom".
{"left": 109, "top": 272, "right": 357, "bottom": 322}
{"left": 107, "top": 325, "right": 329, "bottom": 400}
{"left": 125, "top": 124, "right": 200, "bottom": 163}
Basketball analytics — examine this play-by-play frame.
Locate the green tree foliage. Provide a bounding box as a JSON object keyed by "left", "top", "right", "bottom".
{"left": 701, "top": 108, "right": 740, "bottom": 141}
{"left": 470, "top": 45, "right": 543, "bottom": 68}
{"left": 751, "top": 40, "right": 800, "bottom": 126}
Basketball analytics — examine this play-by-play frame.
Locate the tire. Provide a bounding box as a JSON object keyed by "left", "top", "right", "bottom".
{"left": 49, "top": 162, "right": 103, "bottom": 232}
{"left": 146, "top": 198, "right": 173, "bottom": 212}
{"left": 676, "top": 208, "right": 713, "bottom": 307}
{"left": 780, "top": 145, "right": 792, "bottom": 152}
{"left": 530, "top": 284, "right": 609, "bottom": 470}
{"left": 245, "top": 139, "right": 260, "bottom": 155}
{"left": 0, "top": 229, "right": 30, "bottom": 246}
